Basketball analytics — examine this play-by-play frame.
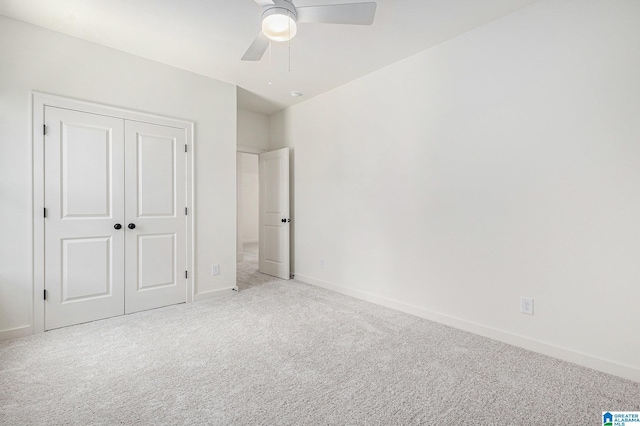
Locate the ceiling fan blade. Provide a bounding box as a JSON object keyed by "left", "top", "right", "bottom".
{"left": 296, "top": 2, "right": 377, "bottom": 25}
{"left": 241, "top": 31, "right": 270, "bottom": 61}
{"left": 254, "top": 0, "right": 275, "bottom": 6}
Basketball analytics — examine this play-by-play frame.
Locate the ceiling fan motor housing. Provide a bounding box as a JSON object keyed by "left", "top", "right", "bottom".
{"left": 262, "top": 0, "right": 298, "bottom": 22}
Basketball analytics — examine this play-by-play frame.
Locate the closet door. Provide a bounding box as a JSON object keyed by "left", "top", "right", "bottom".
{"left": 44, "top": 107, "right": 125, "bottom": 330}
{"left": 124, "top": 121, "right": 187, "bottom": 314}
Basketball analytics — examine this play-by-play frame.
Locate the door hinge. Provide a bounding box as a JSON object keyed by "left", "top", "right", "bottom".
{"left": 185, "top": 207, "right": 188, "bottom": 215}
{"left": 43, "top": 289, "right": 47, "bottom": 300}
{"left": 185, "top": 144, "right": 188, "bottom": 153}
{"left": 43, "top": 207, "right": 47, "bottom": 218}
{"left": 43, "top": 124, "right": 46, "bottom": 135}
{"left": 185, "top": 271, "right": 188, "bottom": 279}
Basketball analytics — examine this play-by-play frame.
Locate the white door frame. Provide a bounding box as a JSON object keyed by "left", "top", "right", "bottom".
{"left": 32, "top": 92, "right": 195, "bottom": 334}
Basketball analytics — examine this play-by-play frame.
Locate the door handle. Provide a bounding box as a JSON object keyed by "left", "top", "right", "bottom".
{"left": 281, "top": 218, "right": 286, "bottom": 223}
{"left": 114, "top": 223, "right": 122, "bottom": 230}
{"left": 128, "top": 223, "right": 136, "bottom": 229}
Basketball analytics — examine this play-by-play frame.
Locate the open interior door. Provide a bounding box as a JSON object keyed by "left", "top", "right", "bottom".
{"left": 259, "top": 148, "right": 290, "bottom": 280}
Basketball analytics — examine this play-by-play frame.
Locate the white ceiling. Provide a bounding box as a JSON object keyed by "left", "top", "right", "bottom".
{"left": 0, "top": 0, "right": 540, "bottom": 115}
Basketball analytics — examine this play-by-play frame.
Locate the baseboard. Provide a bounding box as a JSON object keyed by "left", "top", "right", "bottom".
{"left": 242, "top": 239, "right": 258, "bottom": 244}
{"left": 0, "top": 325, "right": 33, "bottom": 342}
{"left": 194, "top": 287, "right": 237, "bottom": 301}
{"left": 295, "top": 274, "right": 639, "bottom": 383}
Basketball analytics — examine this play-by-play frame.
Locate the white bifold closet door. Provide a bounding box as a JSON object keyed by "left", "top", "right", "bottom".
{"left": 44, "top": 107, "right": 186, "bottom": 330}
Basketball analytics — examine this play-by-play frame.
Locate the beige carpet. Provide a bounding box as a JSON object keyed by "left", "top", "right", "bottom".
{"left": 1, "top": 260, "right": 638, "bottom": 425}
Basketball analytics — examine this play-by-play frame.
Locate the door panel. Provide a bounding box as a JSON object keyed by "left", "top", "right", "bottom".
{"left": 61, "top": 237, "right": 112, "bottom": 302}
{"left": 44, "top": 107, "right": 125, "bottom": 330}
{"left": 137, "top": 134, "right": 176, "bottom": 217}
{"left": 125, "top": 121, "right": 186, "bottom": 314}
{"left": 263, "top": 227, "right": 282, "bottom": 262}
{"left": 61, "top": 123, "right": 113, "bottom": 218}
{"left": 265, "top": 161, "right": 281, "bottom": 212}
{"left": 137, "top": 233, "right": 176, "bottom": 290}
{"left": 259, "top": 148, "right": 290, "bottom": 279}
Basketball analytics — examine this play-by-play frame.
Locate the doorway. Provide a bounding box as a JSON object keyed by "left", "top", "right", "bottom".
{"left": 238, "top": 152, "right": 259, "bottom": 263}
{"left": 236, "top": 148, "right": 290, "bottom": 288}
{"left": 236, "top": 152, "right": 261, "bottom": 291}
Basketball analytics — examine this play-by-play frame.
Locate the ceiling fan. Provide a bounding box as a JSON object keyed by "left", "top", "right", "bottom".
{"left": 242, "top": 0, "right": 377, "bottom": 61}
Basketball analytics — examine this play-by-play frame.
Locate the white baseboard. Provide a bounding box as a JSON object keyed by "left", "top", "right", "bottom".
{"left": 194, "top": 287, "right": 237, "bottom": 301}
{"left": 295, "top": 274, "right": 639, "bottom": 383}
{"left": 242, "top": 239, "right": 258, "bottom": 244}
{"left": 0, "top": 325, "right": 33, "bottom": 342}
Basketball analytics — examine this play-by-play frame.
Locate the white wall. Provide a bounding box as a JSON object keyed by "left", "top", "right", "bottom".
{"left": 241, "top": 154, "right": 259, "bottom": 243}
{"left": 269, "top": 0, "right": 640, "bottom": 381}
{"left": 237, "top": 108, "right": 269, "bottom": 151}
{"left": 0, "top": 16, "right": 237, "bottom": 338}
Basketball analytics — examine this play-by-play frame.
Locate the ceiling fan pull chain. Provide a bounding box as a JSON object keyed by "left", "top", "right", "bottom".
{"left": 288, "top": 10, "right": 292, "bottom": 73}
{"left": 268, "top": 40, "right": 273, "bottom": 86}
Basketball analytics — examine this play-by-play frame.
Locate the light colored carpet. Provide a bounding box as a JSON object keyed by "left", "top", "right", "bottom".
{"left": 237, "top": 244, "right": 271, "bottom": 292}
{"left": 1, "top": 261, "right": 638, "bottom": 425}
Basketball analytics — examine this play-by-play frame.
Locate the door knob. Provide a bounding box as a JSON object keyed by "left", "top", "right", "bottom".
{"left": 281, "top": 218, "right": 286, "bottom": 223}
{"left": 128, "top": 223, "right": 136, "bottom": 229}
{"left": 114, "top": 223, "right": 122, "bottom": 230}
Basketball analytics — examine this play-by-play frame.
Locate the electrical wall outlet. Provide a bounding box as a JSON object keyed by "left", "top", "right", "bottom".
{"left": 520, "top": 297, "right": 534, "bottom": 315}
{"left": 212, "top": 264, "right": 220, "bottom": 275}
{"left": 320, "top": 259, "right": 325, "bottom": 268}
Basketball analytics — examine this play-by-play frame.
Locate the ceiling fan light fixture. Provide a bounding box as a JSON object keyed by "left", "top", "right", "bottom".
{"left": 242, "top": 0, "right": 378, "bottom": 61}
{"left": 262, "top": 9, "right": 297, "bottom": 42}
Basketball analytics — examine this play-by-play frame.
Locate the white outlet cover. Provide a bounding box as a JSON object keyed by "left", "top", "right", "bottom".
{"left": 212, "top": 264, "right": 220, "bottom": 275}
{"left": 520, "top": 297, "right": 534, "bottom": 315}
